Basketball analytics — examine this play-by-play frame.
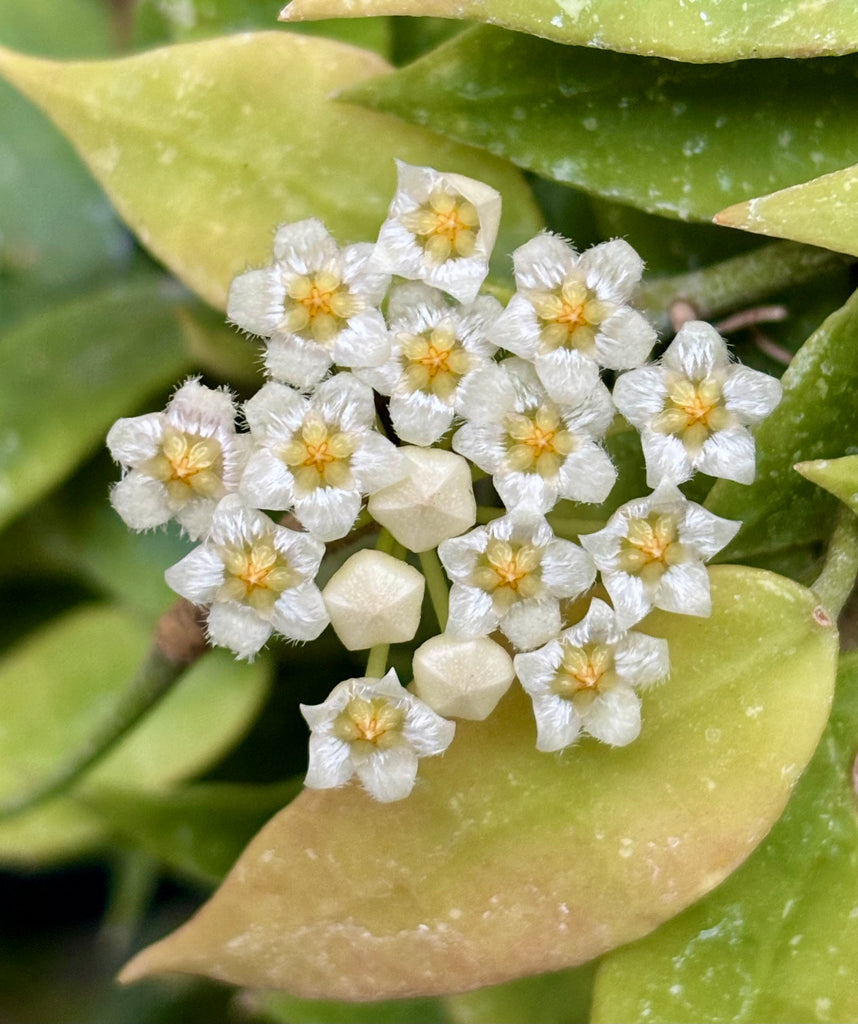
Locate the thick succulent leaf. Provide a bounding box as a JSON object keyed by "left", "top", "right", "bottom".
{"left": 120, "top": 566, "right": 836, "bottom": 999}
{"left": 344, "top": 27, "right": 858, "bottom": 223}
{"left": 707, "top": 287, "right": 858, "bottom": 559}
{"left": 0, "top": 277, "right": 194, "bottom": 531}
{"left": 716, "top": 165, "right": 858, "bottom": 258}
{"left": 281, "top": 0, "right": 858, "bottom": 61}
{"left": 795, "top": 455, "right": 858, "bottom": 516}
{"left": 0, "top": 2, "right": 129, "bottom": 316}
{"left": 0, "top": 605, "right": 270, "bottom": 865}
{"left": 251, "top": 990, "right": 450, "bottom": 1023}
{"left": 134, "top": 0, "right": 392, "bottom": 55}
{"left": 590, "top": 651, "right": 858, "bottom": 1023}
{"left": 0, "top": 33, "right": 541, "bottom": 309}
{"left": 444, "top": 964, "right": 597, "bottom": 1023}
{"left": 82, "top": 781, "right": 301, "bottom": 885}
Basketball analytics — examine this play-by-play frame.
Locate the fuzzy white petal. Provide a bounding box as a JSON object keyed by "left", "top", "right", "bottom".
{"left": 657, "top": 562, "right": 712, "bottom": 617}
{"left": 446, "top": 583, "right": 498, "bottom": 639}
{"left": 531, "top": 695, "right": 582, "bottom": 753}
{"left": 580, "top": 239, "right": 644, "bottom": 302}
{"left": 663, "top": 321, "right": 730, "bottom": 378}
{"left": 271, "top": 582, "right": 329, "bottom": 641}
{"left": 512, "top": 232, "right": 577, "bottom": 290}
{"left": 239, "top": 449, "right": 297, "bottom": 511}
{"left": 265, "top": 334, "right": 333, "bottom": 388}
{"left": 331, "top": 310, "right": 391, "bottom": 370}
{"left": 594, "top": 307, "right": 657, "bottom": 370}
{"left": 227, "top": 267, "right": 283, "bottom": 337}
{"left": 353, "top": 745, "right": 420, "bottom": 802}
{"left": 555, "top": 445, "right": 617, "bottom": 504}
{"left": 294, "top": 486, "right": 362, "bottom": 542}
{"left": 350, "top": 432, "right": 408, "bottom": 492}
{"left": 243, "top": 381, "right": 308, "bottom": 435}
{"left": 612, "top": 367, "right": 670, "bottom": 425}
{"left": 164, "top": 545, "right": 224, "bottom": 604}
{"left": 695, "top": 428, "right": 757, "bottom": 484}
{"left": 303, "top": 732, "right": 354, "bottom": 790}
{"left": 541, "top": 539, "right": 596, "bottom": 597}
{"left": 615, "top": 631, "right": 670, "bottom": 689}
{"left": 390, "top": 392, "right": 455, "bottom": 447}
{"left": 110, "top": 473, "right": 172, "bottom": 531}
{"left": 722, "top": 366, "right": 783, "bottom": 421}
{"left": 640, "top": 430, "right": 695, "bottom": 487}
{"left": 206, "top": 601, "right": 273, "bottom": 659}
{"left": 585, "top": 687, "right": 642, "bottom": 746}
{"left": 106, "top": 413, "right": 163, "bottom": 465}
{"left": 501, "top": 598, "right": 561, "bottom": 651}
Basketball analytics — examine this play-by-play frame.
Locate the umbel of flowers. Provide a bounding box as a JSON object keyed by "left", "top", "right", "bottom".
{"left": 107, "top": 161, "right": 782, "bottom": 803}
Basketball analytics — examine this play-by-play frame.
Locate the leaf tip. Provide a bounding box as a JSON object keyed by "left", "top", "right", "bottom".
{"left": 712, "top": 200, "right": 751, "bottom": 229}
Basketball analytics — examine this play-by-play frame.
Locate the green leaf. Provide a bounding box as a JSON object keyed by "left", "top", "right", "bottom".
{"left": 0, "top": 456, "right": 189, "bottom": 621}
{"left": 716, "top": 164, "right": 858, "bottom": 258}
{"left": 590, "top": 650, "right": 858, "bottom": 1024}
{"left": 82, "top": 781, "right": 301, "bottom": 885}
{"left": 707, "top": 286, "right": 858, "bottom": 559}
{"left": 0, "top": 605, "right": 270, "bottom": 865}
{"left": 795, "top": 455, "right": 858, "bottom": 516}
{"left": 344, "top": 26, "right": 858, "bottom": 223}
{"left": 120, "top": 566, "right": 836, "bottom": 999}
{"left": 133, "top": 0, "right": 392, "bottom": 57}
{"left": 444, "top": 964, "right": 597, "bottom": 1024}
{"left": 251, "top": 989, "right": 449, "bottom": 1023}
{"left": 0, "top": 277, "right": 194, "bottom": 532}
{"left": 0, "top": 32, "right": 541, "bottom": 310}
{"left": 281, "top": 0, "right": 858, "bottom": 61}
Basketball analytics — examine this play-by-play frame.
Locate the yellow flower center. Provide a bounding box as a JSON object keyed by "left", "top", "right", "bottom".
{"left": 142, "top": 427, "right": 224, "bottom": 508}
{"left": 651, "top": 376, "right": 731, "bottom": 451}
{"left": 282, "top": 270, "right": 361, "bottom": 344}
{"left": 218, "top": 539, "right": 300, "bottom": 612}
{"left": 530, "top": 275, "right": 613, "bottom": 356}
{"left": 618, "top": 513, "right": 687, "bottom": 585}
{"left": 400, "top": 326, "right": 471, "bottom": 399}
{"left": 281, "top": 413, "right": 356, "bottom": 492}
{"left": 471, "top": 538, "right": 543, "bottom": 611}
{"left": 552, "top": 642, "right": 616, "bottom": 709}
{"left": 505, "top": 406, "right": 576, "bottom": 478}
{"left": 400, "top": 188, "right": 480, "bottom": 263}
{"left": 334, "top": 696, "right": 405, "bottom": 752}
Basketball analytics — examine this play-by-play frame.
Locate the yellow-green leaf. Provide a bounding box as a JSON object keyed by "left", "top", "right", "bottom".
{"left": 0, "top": 33, "right": 541, "bottom": 310}
{"left": 0, "top": 605, "right": 270, "bottom": 865}
{"left": 716, "top": 165, "right": 858, "bottom": 258}
{"left": 281, "top": 0, "right": 858, "bottom": 61}
{"left": 0, "top": 277, "right": 194, "bottom": 531}
{"left": 795, "top": 455, "right": 858, "bottom": 515}
{"left": 706, "top": 287, "right": 858, "bottom": 559}
{"left": 120, "top": 566, "right": 836, "bottom": 999}
{"left": 590, "top": 650, "right": 858, "bottom": 1023}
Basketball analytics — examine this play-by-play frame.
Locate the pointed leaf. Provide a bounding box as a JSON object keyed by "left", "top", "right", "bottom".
{"left": 120, "top": 566, "right": 836, "bottom": 999}
{"left": 707, "top": 287, "right": 858, "bottom": 559}
{"left": 795, "top": 455, "right": 858, "bottom": 516}
{"left": 282, "top": 0, "right": 858, "bottom": 61}
{"left": 716, "top": 165, "right": 858, "bottom": 257}
{"left": 0, "top": 277, "right": 194, "bottom": 531}
{"left": 0, "top": 605, "right": 270, "bottom": 865}
{"left": 344, "top": 27, "right": 858, "bottom": 222}
{"left": 590, "top": 651, "right": 858, "bottom": 1024}
{"left": 0, "top": 33, "right": 541, "bottom": 309}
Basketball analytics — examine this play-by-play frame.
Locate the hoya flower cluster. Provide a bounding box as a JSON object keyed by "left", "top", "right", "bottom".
{"left": 108, "top": 161, "right": 782, "bottom": 803}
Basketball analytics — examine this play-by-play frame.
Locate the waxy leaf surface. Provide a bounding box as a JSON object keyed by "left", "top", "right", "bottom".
{"left": 716, "top": 165, "right": 858, "bottom": 258}
{"left": 0, "top": 605, "right": 270, "bottom": 864}
{"left": 0, "top": 277, "right": 193, "bottom": 531}
{"left": 795, "top": 455, "right": 858, "bottom": 516}
{"left": 345, "top": 27, "right": 858, "bottom": 222}
{"left": 121, "top": 567, "right": 836, "bottom": 998}
{"left": 707, "top": 287, "right": 858, "bottom": 559}
{"left": 282, "top": 0, "right": 858, "bottom": 61}
{"left": 0, "top": 33, "right": 540, "bottom": 309}
{"left": 591, "top": 651, "right": 858, "bottom": 1023}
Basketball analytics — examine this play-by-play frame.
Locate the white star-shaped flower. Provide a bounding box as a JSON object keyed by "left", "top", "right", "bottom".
{"left": 164, "top": 495, "right": 328, "bottom": 660}
{"left": 579, "top": 483, "right": 741, "bottom": 628}
{"left": 492, "top": 233, "right": 656, "bottom": 398}
{"left": 514, "top": 598, "right": 669, "bottom": 751}
{"left": 613, "top": 320, "right": 783, "bottom": 486}
{"left": 227, "top": 218, "right": 390, "bottom": 389}
{"left": 371, "top": 161, "right": 501, "bottom": 303}
{"left": 239, "top": 375, "right": 406, "bottom": 542}
{"left": 452, "top": 357, "right": 616, "bottom": 514}
{"left": 107, "top": 378, "right": 247, "bottom": 541}
{"left": 357, "top": 282, "right": 501, "bottom": 446}
{"left": 438, "top": 511, "right": 596, "bottom": 651}
{"left": 301, "top": 669, "right": 455, "bottom": 802}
